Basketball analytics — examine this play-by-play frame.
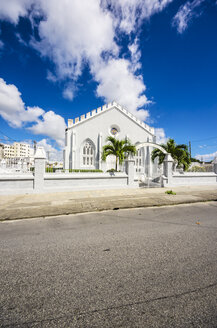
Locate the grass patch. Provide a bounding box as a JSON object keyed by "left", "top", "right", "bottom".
{"left": 165, "top": 190, "right": 176, "bottom": 195}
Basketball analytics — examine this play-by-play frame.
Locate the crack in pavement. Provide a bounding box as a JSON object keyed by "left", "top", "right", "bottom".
{"left": 100, "top": 213, "right": 217, "bottom": 230}
{"left": 2, "top": 282, "right": 217, "bottom": 327}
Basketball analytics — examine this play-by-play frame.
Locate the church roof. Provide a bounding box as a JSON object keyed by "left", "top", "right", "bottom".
{"left": 67, "top": 101, "right": 155, "bottom": 135}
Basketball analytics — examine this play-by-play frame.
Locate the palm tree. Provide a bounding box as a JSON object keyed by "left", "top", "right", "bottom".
{"left": 102, "top": 136, "right": 136, "bottom": 171}
{"left": 151, "top": 138, "right": 191, "bottom": 171}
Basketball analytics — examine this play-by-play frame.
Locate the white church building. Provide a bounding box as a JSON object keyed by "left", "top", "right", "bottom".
{"left": 64, "top": 102, "right": 158, "bottom": 176}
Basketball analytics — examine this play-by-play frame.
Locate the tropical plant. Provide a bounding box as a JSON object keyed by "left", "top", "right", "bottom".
{"left": 188, "top": 165, "right": 205, "bottom": 172}
{"left": 151, "top": 138, "right": 191, "bottom": 171}
{"left": 102, "top": 136, "right": 136, "bottom": 171}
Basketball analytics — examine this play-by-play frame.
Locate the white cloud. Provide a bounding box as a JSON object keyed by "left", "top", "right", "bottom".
{"left": 29, "top": 0, "right": 154, "bottom": 119}
{"left": 0, "top": 78, "right": 44, "bottom": 127}
{"left": 172, "top": 0, "right": 206, "bottom": 34}
{"left": 102, "top": 0, "right": 173, "bottom": 34}
{"left": 21, "top": 106, "right": 45, "bottom": 123}
{"left": 93, "top": 58, "right": 150, "bottom": 120}
{"left": 0, "top": 0, "right": 32, "bottom": 24}
{"left": 0, "top": 77, "right": 66, "bottom": 146}
{"left": 0, "top": 40, "right": 4, "bottom": 49}
{"left": 31, "top": 0, "right": 117, "bottom": 80}
{"left": 37, "top": 139, "right": 63, "bottom": 161}
{"left": 62, "top": 83, "right": 76, "bottom": 101}
{"left": 0, "top": 77, "right": 26, "bottom": 127}
{"left": 195, "top": 151, "right": 217, "bottom": 162}
{"left": 155, "top": 128, "right": 168, "bottom": 144}
{"left": 28, "top": 111, "right": 66, "bottom": 147}
{"left": 46, "top": 70, "right": 58, "bottom": 83}
{"left": 128, "top": 38, "right": 142, "bottom": 73}
{"left": 0, "top": 0, "right": 174, "bottom": 120}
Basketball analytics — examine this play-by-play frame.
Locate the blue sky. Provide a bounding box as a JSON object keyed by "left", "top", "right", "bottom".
{"left": 0, "top": 0, "right": 216, "bottom": 161}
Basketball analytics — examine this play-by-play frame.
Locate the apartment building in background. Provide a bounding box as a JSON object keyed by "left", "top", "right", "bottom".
{"left": 3, "top": 144, "right": 15, "bottom": 158}
{"left": 0, "top": 144, "right": 4, "bottom": 159}
{"left": 3, "top": 142, "right": 32, "bottom": 158}
{"left": 13, "top": 142, "right": 30, "bottom": 157}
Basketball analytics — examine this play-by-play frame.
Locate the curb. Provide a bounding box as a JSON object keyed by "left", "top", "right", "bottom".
{"left": 1, "top": 195, "right": 217, "bottom": 221}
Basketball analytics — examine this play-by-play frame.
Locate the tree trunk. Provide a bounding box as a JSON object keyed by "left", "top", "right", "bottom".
{"left": 115, "top": 157, "right": 118, "bottom": 171}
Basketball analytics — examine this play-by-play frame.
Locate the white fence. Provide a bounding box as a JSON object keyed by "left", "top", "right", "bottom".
{"left": 0, "top": 158, "right": 31, "bottom": 174}
{"left": 0, "top": 150, "right": 217, "bottom": 194}
{"left": 162, "top": 156, "right": 217, "bottom": 187}
{"left": 0, "top": 151, "right": 134, "bottom": 194}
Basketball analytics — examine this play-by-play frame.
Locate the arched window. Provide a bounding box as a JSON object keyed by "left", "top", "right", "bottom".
{"left": 82, "top": 140, "right": 95, "bottom": 167}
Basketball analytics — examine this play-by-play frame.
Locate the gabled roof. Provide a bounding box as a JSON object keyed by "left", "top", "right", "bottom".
{"left": 67, "top": 101, "right": 155, "bottom": 135}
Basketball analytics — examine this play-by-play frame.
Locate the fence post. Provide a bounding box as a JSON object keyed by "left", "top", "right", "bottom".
{"left": 163, "top": 154, "right": 174, "bottom": 186}
{"left": 126, "top": 158, "right": 135, "bottom": 186}
{"left": 17, "top": 160, "right": 22, "bottom": 172}
{"left": 1, "top": 159, "right": 6, "bottom": 170}
{"left": 213, "top": 157, "right": 217, "bottom": 174}
{"left": 34, "top": 147, "right": 46, "bottom": 192}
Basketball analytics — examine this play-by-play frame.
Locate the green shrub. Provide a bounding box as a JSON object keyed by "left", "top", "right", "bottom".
{"left": 106, "top": 168, "right": 117, "bottom": 172}
{"left": 106, "top": 169, "right": 121, "bottom": 172}
{"left": 189, "top": 166, "right": 206, "bottom": 172}
{"left": 69, "top": 169, "right": 103, "bottom": 173}
{"left": 46, "top": 167, "right": 55, "bottom": 173}
{"left": 165, "top": 190, "right": 176, "bottom": 195}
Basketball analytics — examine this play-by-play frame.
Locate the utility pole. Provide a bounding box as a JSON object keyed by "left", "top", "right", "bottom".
{"left": 189, "top": 141, "right": 191, "bottom": 159}
{"left": 47, "top": 151, "right": 50, "bottom": 162}
{"left": 33, "top": 140, "right": 37, "bottom": 153}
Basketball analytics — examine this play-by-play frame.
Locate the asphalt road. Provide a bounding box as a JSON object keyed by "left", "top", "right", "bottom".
{"left": 0, "top": 202, "right": 217, "bottom": 328}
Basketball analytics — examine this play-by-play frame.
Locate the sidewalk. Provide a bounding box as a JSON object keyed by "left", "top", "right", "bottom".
{"left": 0, "top": 185, "right": 217, "bottom": 221}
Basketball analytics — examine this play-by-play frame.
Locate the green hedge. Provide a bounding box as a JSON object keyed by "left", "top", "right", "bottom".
{"left": 46, "top": 167, "right": 55, "bottom": 172}
{"left": 69, "top": 169, "right": 103, "bottom": 173}
{"left": 106, "top": 169, "right": 121, "bottom": 172}
{"left": 45, "top": 168, "right": 103, "bottom": 173}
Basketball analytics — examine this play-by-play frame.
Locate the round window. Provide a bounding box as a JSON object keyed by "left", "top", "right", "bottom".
{"left": 111, "top": 127, "right": 118, "bottom": 136}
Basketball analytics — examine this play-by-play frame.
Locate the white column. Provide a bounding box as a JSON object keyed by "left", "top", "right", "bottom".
{"left": 71, "top": 131, "right": 76, "bottom": 169}
{"left": 163, "top": 154, "right": 174, "bottom": 186}
{"left": 98, "top": 132, "right": 102, "bottom": 170}
{"left": 64, "top": 129, "right": 70, "bottom": 170}
{"left": 17, "top": 160, "right": 22, "bottom": 172}
{"left": 1, "top": 159, "right": 6, "bottom": 169}
{"left": 213, "top": 156, "right": 217, "bottom": 174}
{"left": 34, "top": 147, "right": 46, "bottom": 192}
{"left": 126, "top": 159, "right": 135, "bottom": 186}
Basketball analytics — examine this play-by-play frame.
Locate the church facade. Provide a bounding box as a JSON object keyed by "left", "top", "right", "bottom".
{"left": 64, "top": 102, "right": 157, "bottom": 175}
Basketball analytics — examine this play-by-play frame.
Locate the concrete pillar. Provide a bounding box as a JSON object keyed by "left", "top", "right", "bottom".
{"left": 64, "top": 129, "right": 70, "bottom": 170}
{"left": 17, "top": 160, "right": 22, "bottom": 172}
{"left": 71, "top": 131, "right": 76, "bottom": 169}
{"left": 126, "top": 159, "right": 135, "bottom": 186}
{"left": 34, "top": 147, "right": 46, "bottom": 191}
{"left": 213, "top": 156, "right": 217, "bottom": 174}
{"left": 23, "top": 160, "right": 27, "bottom": 172}
{"left": 1, "top": 159, "right": 6, "bottom": 169}
{"left": 163, "top": 154, "right": 174, "bottom": 185}
{"left": 98, "top": 132, "right": 102, "bottom": 170}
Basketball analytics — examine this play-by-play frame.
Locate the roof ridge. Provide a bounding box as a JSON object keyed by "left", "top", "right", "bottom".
{"left": 67, "top": 101, "right": 154, "bottom": 135}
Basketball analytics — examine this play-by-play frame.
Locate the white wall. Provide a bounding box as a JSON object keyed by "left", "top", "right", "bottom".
{"left": 0, "top": 174, "right": 34, "bottom": 193}
{"left": 164, "top": 172, "right": 217, "bottom": 186}
{"left": 0, "top": 172, "right": 129, "bottom": 194}
{"left": 44, "top": 173, "right": 128, "bottom": 190}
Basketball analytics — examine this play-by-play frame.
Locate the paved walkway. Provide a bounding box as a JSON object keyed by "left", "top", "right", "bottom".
{"left": 0, "top": 185, "right": 217, "bottom": 221}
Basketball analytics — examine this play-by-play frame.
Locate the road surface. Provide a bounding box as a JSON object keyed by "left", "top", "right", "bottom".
{"left": 0, "top": 202, "right": 217, "bottom": 327}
